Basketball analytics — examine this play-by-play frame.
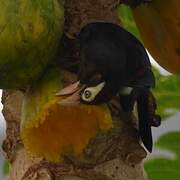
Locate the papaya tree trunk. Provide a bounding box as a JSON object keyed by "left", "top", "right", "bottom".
{"left": 2, "top": 0, "right": 148, "bottom": 179}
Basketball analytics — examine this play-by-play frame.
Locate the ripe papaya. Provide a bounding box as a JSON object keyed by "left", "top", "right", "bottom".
{"left": 132, "top": 0, "right": 180, "bottom": 75}
{"left": 0, "top": 0, "right": 64, "bottom": 89}
{"left": 21, "top": 67, "right": 113, "bottom": 162}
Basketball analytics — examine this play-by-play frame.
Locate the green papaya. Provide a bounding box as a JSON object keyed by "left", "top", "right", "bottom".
{"left": 21, "top": 67, "right": 112, "bottom": 162}
{"left": 0, "top": 0, "right": 64, "bottom": 89}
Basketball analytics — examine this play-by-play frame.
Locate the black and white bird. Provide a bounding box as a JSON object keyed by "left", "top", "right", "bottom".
{"left": 57, "top": 22, "right": 161, "bottom": 152}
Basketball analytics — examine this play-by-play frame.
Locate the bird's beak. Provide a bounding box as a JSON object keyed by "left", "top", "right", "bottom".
{"left": 56, "top": 81, "right": 85, "bottom": 106}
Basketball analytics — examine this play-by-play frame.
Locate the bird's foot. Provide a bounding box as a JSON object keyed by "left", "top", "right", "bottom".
{"left": 151, "top": 114, "right": 161, "bottom": 127}
{"left": 148, "top": 91, "right": 161, "bottom": 128}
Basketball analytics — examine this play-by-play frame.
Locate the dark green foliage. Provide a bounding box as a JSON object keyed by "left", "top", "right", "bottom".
{"left": 145, "top": 132, "right": 180, "bottom": 180}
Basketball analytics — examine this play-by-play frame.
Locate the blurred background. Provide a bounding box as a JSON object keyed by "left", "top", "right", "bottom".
{"left": 0, "top": 4, "right": 180, "bottom": 180}
{"left": 119, "top": 5, "right": 180, "bottom": 179}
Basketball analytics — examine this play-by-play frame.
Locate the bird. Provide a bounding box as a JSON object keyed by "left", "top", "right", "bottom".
{"left": 57, "top": 22, "right": 161, "bottom": 153}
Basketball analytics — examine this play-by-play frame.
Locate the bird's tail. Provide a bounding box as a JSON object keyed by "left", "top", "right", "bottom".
{"left": 137, "top": 88, "right": 153, "bottom": 152}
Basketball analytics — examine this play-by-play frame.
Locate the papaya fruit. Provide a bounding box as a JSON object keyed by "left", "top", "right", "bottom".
{"left": 21, "top": 67, "right": 113, "bottom": 162}
{"left": 0, "top": 0, "right": 64, "bottom": 89}
{"left": 132, "top": 0, "right": 180, "bottom": 75}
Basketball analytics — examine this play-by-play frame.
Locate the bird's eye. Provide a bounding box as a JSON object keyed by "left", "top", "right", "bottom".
{"left": 81, "top": 88, "right": 95, "bottom": 102}
{"left": 84, "top": 90, "right": 92, "bottom": 99}
{"left": 81, "top": 82, "right": 106, "bottom": 103}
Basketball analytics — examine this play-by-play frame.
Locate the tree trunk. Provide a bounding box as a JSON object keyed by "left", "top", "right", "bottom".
{"left": 2, "top": 0, "right": 148, "bottom": 179}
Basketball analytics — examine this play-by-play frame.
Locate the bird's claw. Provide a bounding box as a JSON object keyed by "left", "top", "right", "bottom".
{"left": 151, "top": 114, "right": 161, "bottom": 127}
{"left": 148, "top": 91, "right": 161, "bottom": 128}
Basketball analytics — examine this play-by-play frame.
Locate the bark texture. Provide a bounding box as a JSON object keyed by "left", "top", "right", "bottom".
{"left": 2, "top": 0, "right": 148, "bottom": 179}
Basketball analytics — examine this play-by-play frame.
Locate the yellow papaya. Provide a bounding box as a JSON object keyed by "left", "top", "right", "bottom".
{"left": 0, "top": 0, "right": 64, "bottom": 89}
{"left": 132, "top": 0, "right": 180, "bottom": 75}
{"left": 21, "top": 67, "right": 113, "bottom": 162}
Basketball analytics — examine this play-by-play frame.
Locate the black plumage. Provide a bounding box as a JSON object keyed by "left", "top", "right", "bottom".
{"left": 79, "top": 22, "right": 155, "bottom": 87}
{"left": 78, "top": 22, "right": 160, "bottom": 152}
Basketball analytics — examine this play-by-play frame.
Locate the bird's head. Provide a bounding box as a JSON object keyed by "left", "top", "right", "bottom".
{"left": 56, "top": 72, "right": 116, "bottom": 106}
{"left": 79, "top": 71, "right": 112, "bottom": 104}
{"left": 80, "top": 81, "right": 106, "bottom": 103}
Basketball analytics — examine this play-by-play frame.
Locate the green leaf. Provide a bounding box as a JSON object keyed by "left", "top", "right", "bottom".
{"left": 152, "top": 69, "right": 180, "bottom": 119}
{"left": 118, "top": 4, "right": 141, "bottom": 40}
{"left": 145, "top": 132, "right": 180, "bottom": 180}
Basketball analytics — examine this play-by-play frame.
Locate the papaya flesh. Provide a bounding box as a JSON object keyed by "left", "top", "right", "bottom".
{"left": 0, "top": 0, "right": 64, "bottom": 89}
{"left": 132, "top": 0, "right": 180, "bottom": 75}
{"left": 21, "top": 67, "right": 113, "bottom": 162}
